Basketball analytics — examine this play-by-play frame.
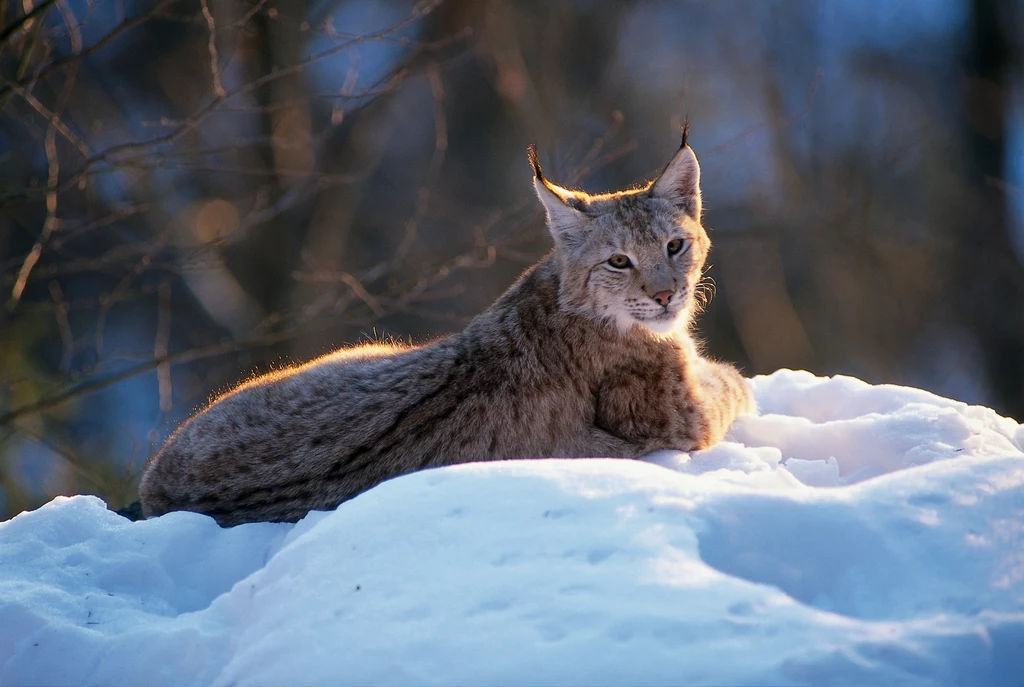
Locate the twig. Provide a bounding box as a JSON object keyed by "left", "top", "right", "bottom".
{"left": 6, "top": 89, "right": 62, "bottom": 311}
{"left": 0, "top": 0, "right": 56, "bottom": 47}
{"left": 292, "top": 271, "right": 384, "bottom": 316}
{"left": 234, "top": 0, "right": 268, "bottom": 28}
{"left": 0, "top": 75, "right": 89, "bottom": 158}
{"left": 200, "top": 0, "right": 226, "bottom": 99}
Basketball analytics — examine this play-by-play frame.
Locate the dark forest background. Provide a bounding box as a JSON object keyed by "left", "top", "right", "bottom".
{"left": 1, "top": 0, "right": 1022, "bottom": 518}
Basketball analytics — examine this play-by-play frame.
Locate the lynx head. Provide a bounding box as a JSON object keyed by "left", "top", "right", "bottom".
{"left": 530, "top": 127, "right": 711, "bottom": 337}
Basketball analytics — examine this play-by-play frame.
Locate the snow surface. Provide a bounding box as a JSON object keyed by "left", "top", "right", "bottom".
{"left": 2, "top": 369, "right": 1023, "bottom": 686}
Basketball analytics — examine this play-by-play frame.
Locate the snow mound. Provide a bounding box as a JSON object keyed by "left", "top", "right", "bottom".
{"left": 2, "top": 370, "right": 1022, "bottom": 686}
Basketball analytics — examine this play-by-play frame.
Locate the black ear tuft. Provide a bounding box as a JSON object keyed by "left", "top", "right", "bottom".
{"left": 527, "top": 144, "right": 544, "bottom": 181}
{"left": 680, "top": 118, "right": 690, "bottom": 150}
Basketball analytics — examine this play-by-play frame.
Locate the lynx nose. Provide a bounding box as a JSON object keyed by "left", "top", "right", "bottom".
{"left": 652, "top": 290, "right": 673, "bottom": 307}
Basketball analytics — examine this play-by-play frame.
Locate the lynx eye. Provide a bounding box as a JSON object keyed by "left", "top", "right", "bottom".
{"left": 667, "top": 239, "right": 688, "bottom": 256}
{"left": 608, "top": 254, "right": 632, "bottom": 269}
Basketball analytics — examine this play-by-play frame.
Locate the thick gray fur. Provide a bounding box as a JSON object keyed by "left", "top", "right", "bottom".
{"left": 140, "top": 135, "right": 755, "bottom": 526}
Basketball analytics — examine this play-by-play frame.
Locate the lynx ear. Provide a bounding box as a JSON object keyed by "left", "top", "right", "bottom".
{"left": 528, "top": 144, "right": 587, "bottom": 245}
{"left": 649, "top": 122, "right": 702, "bottom": 220}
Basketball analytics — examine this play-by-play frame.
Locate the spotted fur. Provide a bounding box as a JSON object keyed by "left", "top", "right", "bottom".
{"left": 140, "top": 135, "right": 755, "bottom": 526}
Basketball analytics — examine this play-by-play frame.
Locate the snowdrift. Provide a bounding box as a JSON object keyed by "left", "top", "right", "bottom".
{"left": 1, "top": 370, "right": 1022, "bottom": 686}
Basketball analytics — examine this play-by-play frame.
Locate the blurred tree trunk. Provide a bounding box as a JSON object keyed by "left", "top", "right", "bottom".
{"left": 239, "top": 3, "right": 313, "bottom": 314}
{"left": 958, "top": 0, "right": 1024, "bottom": 420}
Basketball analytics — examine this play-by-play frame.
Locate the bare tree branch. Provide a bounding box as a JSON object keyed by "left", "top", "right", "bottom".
{"left": 199, "top": 0, "right": 226, "bottom": 99}
{"left": 0, "top": 0, "right": 57, "bottom": 47}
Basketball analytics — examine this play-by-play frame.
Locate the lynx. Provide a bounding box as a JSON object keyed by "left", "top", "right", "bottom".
{"left": 140, "top": 126, "right": 755, "bottom": 526}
